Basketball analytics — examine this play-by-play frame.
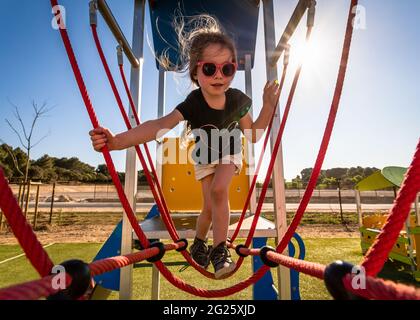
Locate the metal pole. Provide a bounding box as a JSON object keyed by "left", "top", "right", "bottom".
{"left": 49, "top": 182, "right": 56, "bottom": 225}
{"left": 270, "top": 0, "right": 309, "bottom": 66}
{"left": 263, "top": 0, "right": 291, "bottom": 300}
{"left": 120, "top": 0, "right": 145, "bottom": 300}
{"left": 244, "top": 54, "right": 257, "bottom": 216}
{"left": 151, "top": 65, "right": 166, "bottom": 301}
{"left": 156, "top": 66, "right": 166, "bottom": 184}
{"left": 96, "top": 0, "right": 140, "bottom": 68}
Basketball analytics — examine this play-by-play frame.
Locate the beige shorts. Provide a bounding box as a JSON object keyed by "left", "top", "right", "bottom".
{"left": 194, "top": 153, "right": 243, "bottom": 181}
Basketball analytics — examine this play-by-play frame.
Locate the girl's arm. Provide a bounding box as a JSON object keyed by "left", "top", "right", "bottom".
{"left": 239, "top": 81, "right": 280, "bottom": 143}
{"left": 90, "top": 109, "right": 184, "bottom": 151}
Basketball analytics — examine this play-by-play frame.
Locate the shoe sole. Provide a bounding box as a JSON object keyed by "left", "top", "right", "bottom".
{"left": 214, "top": 262, "right": 236, "bottom": 279}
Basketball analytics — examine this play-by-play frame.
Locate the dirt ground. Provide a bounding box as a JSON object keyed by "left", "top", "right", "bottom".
{"left": 0, "top": 223, "right": 359, "bottom": 245}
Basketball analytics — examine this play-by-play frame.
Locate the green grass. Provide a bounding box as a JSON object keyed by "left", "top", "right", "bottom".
{"left": 0, "top": 238, "right": 417, "bottom": 300}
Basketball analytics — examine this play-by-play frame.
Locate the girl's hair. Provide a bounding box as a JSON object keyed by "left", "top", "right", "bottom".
{"left": 159, "top": 14, "right": 237, "bottom": 87}
{"left": 158, "top": 14, "right": 238, "bottom": 149}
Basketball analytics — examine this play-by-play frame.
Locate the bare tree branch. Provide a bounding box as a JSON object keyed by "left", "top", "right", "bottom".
{"left": 7, "top": 98, "right": 29, "bottom": 141}
{"left": 32, "top": 130, "right": 51, "bottom": 149}
{"left": 4, "top": 100, "right": 53, "bottom": 183}
{"left": 5, "top": 119, "right": 26, "bottom": 150}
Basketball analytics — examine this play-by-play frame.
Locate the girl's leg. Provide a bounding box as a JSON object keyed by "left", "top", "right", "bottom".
{"left": 210, "top": 163, "right": 236, "bottom": 246}
{"left": 195, "top": 173, "right": 214, "bottom": 240}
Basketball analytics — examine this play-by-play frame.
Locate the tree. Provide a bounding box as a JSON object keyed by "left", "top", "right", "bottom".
{"left": 291, "top": 175, "right": 302, "bottom": 189}
{"left": 300, "top": 168, "right": 313, "bottom": 186}
{"left": 2, "top": 100, "right": 53, "bottom": 184}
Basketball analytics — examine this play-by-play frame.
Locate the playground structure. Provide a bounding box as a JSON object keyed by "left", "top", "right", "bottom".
{"left": 356, "top": 167, "right": 420, "bottom": 281}
{"left": 0, "top": 0, "right": 420, "bottom": 301}
{"left": 90, "top": 0, "right": 307, "bottom": 300}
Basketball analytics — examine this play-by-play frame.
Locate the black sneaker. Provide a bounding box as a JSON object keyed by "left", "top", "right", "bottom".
{"left": 209, "top": 241, "right": 236, "bottom": 279}
{"left": 189, "top": 237, "right": 209, "bottom": 269}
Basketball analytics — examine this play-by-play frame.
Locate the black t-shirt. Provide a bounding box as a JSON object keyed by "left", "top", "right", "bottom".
{"left": 175, "top": 88, "right": 252, "bottom": 164}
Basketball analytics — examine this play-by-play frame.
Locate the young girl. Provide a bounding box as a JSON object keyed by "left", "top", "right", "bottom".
{"left": 90, "top": 16, "right": 280, "bottom": 278}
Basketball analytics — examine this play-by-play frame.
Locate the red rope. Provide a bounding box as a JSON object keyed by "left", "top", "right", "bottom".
{"left": 227, "top": 27, "right": 313, "bottom": 275}
{"left": 274, "top": 0, "right": 358, "bottom": 255}
{"left": 0, "top": 242, "right": 181, "bottom": 300}
{"left": 344, "top": 274, "right": 420, "bottom": 300}
{"left": 0, "top": 168, "right": 54, "bottom": 277}
{"left": 90, "top": 25, "right": 178, "bottom": 240}
{"left": 52, "top": 0, "right": 397, "bottom": 299}
{"left": 0, "top": 274, "right": 72, "bottom": 300}
{"left": 230, "top": 64, "right": 288, "bottom": 242}
{"left": 51, "top": 0, "right": 268, "bottom": 295}
{"left": 91, "top": 24, "right": 220, "bottom": 278}
{"left": 89, "top": 243, "right": 179, "bottom": 277}
{"left": 117, "top": 64, "right": 167, "bottom": 221}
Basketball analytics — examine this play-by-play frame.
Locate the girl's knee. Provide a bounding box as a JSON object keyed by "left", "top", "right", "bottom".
{"left": 210, "top": 185, "right": 228, "bottom": 202}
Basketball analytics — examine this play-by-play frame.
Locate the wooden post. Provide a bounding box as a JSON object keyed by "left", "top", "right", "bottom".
{"left": 49, "top": 182, "right": 56, "bottom": 225}
{"left": 337, "top": 178, "right": 344, "bottom": 224}
{"left": 20, "top": 181, "right": 26, "bottom": 208}
{"left": 355, "top": 190, "right": 362, "bottom": 226}
{"left": 17, "top": 182, "right": 23, "bottom": 205}
{"left": 0, "top": 209, "right": 3, "bottom": 231}
{"left": 24, "top": 181, "right": 31, "bottom": 218}
{"left": 32, "top": 184, "right": 41, "bottom": 229}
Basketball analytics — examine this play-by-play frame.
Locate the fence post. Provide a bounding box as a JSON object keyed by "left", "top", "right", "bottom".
{"left": 49, "top": 182, "right": 56, "bottom": 225}
{"left": 337, "top": 178, "right": 344, "bottom": 224}
{"left": 33, "top": 184, "right": 41, "bottom": 229}
{"left": 24, "top": 181, "right": 31, "bottom": 218}
{"left": 17, "top": 182, "right": 23, "bottom": 205}
{"left": 20, "top": 181, "right": 26, "bottom": 208}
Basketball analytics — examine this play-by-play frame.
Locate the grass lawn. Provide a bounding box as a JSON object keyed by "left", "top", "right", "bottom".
{"left": 0, "top": 238, "right": 417, "bottom": 300}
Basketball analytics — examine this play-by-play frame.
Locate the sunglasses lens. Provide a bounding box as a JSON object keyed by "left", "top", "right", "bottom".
{"left": 222, "top": 63, "right": 236, "bottom": 77}
{"left": 202, "top": 63, "right": 216, "bottom": 76}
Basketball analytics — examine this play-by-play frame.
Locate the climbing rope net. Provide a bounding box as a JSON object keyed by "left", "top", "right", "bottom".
{"left": 0, "top": 0, "right": 419, "bottom": 300}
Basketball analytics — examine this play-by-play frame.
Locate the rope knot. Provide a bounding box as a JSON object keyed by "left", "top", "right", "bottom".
{"left": 259, "top": 246, "right": 279, "bottom": 268}
{"left": 324, "top": 260, "right": 364, "bottom": 300}
{"left": 146, "top": 241, "right": 166, "bottom": 263}
{"left": 48, "top": 259, "right": 91, "bottom": 300}
{"left": 175, "top": 238, "right": 188, "bottom": 252}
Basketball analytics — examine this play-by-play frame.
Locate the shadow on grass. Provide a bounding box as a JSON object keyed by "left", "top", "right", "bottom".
{"left": 378, "top": 260, "right": 420, "bottom": 287}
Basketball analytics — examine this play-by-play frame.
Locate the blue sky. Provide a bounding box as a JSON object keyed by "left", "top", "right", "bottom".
{"left": 0, "top": 0, "right": 419, "bottom": 181}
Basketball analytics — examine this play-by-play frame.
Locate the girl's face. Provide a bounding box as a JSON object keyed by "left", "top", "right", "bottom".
{"left": 194, "top": 44, "right": 236, "bottom": 97}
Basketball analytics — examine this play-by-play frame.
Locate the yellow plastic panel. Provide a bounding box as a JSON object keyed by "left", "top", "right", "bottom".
{"left": 161, "top": 137, "right": 250, "bottom": 211}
